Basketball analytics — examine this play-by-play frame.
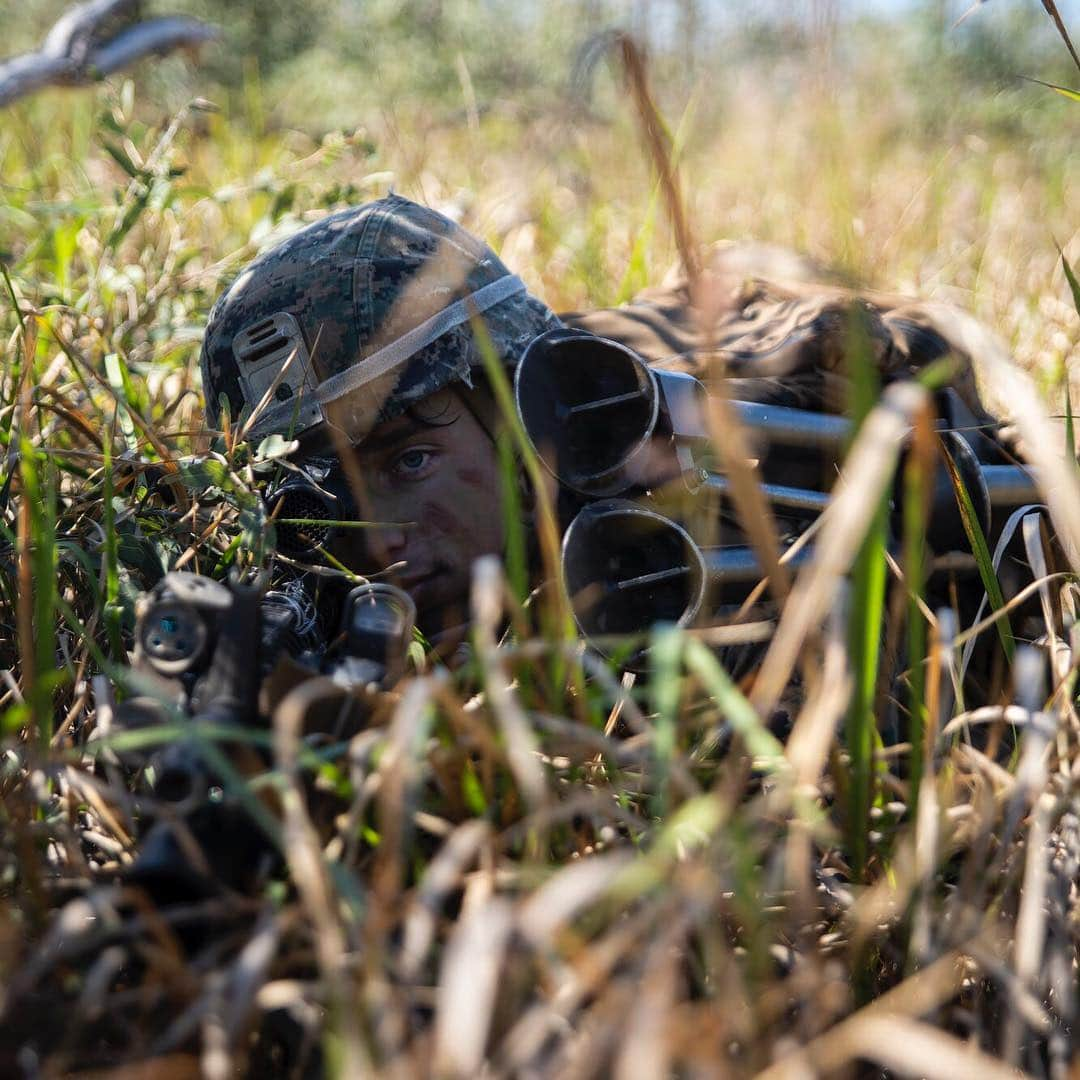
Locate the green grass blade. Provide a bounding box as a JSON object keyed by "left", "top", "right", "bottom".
{"left": 1019, "top": 74, "right": 1080, "bottom": 102}
{"left": 615, "top": 89, "right": 699, "bottom": 305}
{"left": 1059, "top": 248, "right": 1079, "bottom": 459}
{"left": 104, "top": 353, "right": 140, "bottom": 454}
{"left": 649, "top": 625, "right": 682, "bottom": 818}
{"left": 496, "top": 428, "right": 529, "bottom": 606}
{"left": 847, "top": 498, "right": 888, "bottom": 878}
{"left": 1065, "top": 388, "right": 1075, "bottom": 465}
{"left": 101, "top": 418, "right": 123, "bottom": 661}
{"left": 843, "top": 309, "right": 888, "bottom": 880}
{"left": 682, "top": 636, "right": 786, "bottom": 771}
{"left": 469, "top": 310, "right": 574, "bottom": 644}
{"left": 943, "top": 449, "right": 1015, "bottom": 662}
{"left": 0, "top": 261, "right": 25, "bottom": 446}
{"left": 18, "top": 437, "right": 58, "bottom": 748}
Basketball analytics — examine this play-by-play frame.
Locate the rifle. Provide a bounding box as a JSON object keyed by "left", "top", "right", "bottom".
{"left": 106, "top": 569, "right": 415, "bottom": 899}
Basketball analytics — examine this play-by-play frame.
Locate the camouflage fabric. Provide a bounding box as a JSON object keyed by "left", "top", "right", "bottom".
{"left": 202, "top": 194, "right": 1006, "bottom": 452}
{"left": 201, "top": 194, "right": 559, "bottom": 444}
{"left": 563, "top": 242, "right": 1000, "bottom": 428}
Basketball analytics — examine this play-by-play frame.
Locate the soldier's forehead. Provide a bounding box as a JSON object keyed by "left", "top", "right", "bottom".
{"left": 353, "top": 392, "right": 464, "bottom": 454}
{"left": 354, "top": 414, "right": 430, "bottom": 454}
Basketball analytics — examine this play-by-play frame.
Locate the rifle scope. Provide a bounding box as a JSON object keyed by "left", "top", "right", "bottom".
{"left": 136, "top": 572, "right": 233, "bottom": 678}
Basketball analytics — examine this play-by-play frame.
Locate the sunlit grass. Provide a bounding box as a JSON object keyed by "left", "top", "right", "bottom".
{"left": 0, "top": 8, "right": 1078, "bottom": 1076}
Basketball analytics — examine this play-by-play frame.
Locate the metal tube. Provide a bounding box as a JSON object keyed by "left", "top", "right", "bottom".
{"left": 730, "top": 400, "right": 851, "bottom": 451}
{"left": 983, "top": 464, "right": 1040, "bottom": 507}
{"left": 706, "top": 459, "right": 1036, "bottom": 520}
{"left": 700, "top": 543, "right": 814, "bottom": 586}
{"left": 702, "top": 473, "right": 832, "bottom": 514}
{"left": 930, "top": 551, "right": 979, "bottom": 574}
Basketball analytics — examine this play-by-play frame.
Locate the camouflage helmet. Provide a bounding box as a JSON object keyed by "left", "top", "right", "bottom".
{"left": 201, "top": 194, "right": 559, "bottom": 444}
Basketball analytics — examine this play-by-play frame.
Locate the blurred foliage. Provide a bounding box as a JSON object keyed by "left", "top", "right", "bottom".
{"left": 8, "top": 1, "right": 1080, "bottom": 134}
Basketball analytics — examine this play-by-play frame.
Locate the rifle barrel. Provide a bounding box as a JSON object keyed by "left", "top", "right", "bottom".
{"left": 700, "top": 543, "right": 814, "bottom": 586}
{"left": 730, "top": 400, "right": 851, "bottom": 451}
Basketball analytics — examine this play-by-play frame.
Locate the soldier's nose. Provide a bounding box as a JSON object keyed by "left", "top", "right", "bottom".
{"left": 368, "top": 521, "right": 408, "bottom": 567}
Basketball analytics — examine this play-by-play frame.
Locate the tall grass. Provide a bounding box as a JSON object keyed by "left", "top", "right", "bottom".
{"left": 0, "top": 6, "right": 1078, "bottom": 1077}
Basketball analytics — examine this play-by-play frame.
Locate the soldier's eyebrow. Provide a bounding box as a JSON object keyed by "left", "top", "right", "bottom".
{"left": 355, "top": 417, "right": 429, "bottom": 454}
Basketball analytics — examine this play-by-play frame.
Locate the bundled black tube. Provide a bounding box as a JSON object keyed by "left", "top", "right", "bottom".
{"left": 561, "top": 499, "right": 813, "bottom": 640}
{"left": 517, "top": 328, "right": 1042, "bottom": 645}
{"left": 515, "top": 327, "right": 1037, "bottom": 524}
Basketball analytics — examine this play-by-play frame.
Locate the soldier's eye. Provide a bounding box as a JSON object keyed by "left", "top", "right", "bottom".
{"left": 390, "top": 448, "right": 434, "bottom": 478}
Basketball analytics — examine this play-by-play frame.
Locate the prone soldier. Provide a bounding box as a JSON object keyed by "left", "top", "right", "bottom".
{"left": 198, "top": 194, "right": 1032, "bottom": 658}
{"left": 116, "top": 194, "right": 1043, "bottom": 900}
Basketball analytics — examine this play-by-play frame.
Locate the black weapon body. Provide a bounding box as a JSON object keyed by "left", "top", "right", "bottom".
{"left": 111, "top": 571, "right": 415, "bottom": 899}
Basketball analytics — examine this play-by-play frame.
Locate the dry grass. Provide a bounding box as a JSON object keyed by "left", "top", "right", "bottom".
{"left": 0, "top": 7, "right": 1079, "bottom": 1078}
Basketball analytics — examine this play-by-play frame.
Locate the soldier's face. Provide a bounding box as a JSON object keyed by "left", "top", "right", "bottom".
{"left": 332, "top": 388, "right": 505, "bottom": 642}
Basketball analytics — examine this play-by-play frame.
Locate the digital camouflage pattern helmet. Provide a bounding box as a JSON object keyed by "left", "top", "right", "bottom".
{"left": 201, "top": 194, "right": 559, "bottom": 444}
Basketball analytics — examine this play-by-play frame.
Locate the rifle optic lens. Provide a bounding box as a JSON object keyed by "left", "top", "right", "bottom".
{"left": 562, "top": 500, "right": 705, "bottom": 640}
{"left": 139, "top": 600, "right": 208, "bottom": 676}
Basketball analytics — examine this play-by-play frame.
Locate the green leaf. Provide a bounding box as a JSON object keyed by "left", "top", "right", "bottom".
{"left": 175, "top": 455, "right": 232, "bottom": 492}
{"left": 1060, "top": 248, "right": 1080, "bottom": 316}
{"left": 254, "top": 433, "right": 299, "bottom": 462}
{"left": 2, "top": 702, "right": 31, "bottom": 737}
{"left": 50, "top": 218, "right": 82, "bottom": 295}
{"left": 239, "top": 505, "right": 270, "bottom": 562}
{"left": 461, "top": 760, "right": 488, "bottom": 815}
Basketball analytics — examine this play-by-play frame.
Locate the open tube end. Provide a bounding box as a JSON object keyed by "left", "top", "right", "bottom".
{"left": 561, "top": 500, "right": 706, "bottom": 642}
{"left": 515, "top": 329, "right": 660, "bottom": 496}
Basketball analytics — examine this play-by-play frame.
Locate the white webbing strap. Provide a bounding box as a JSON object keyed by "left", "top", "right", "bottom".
{"left": 317, "top": 273, "right": 526, "bottom": 406}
